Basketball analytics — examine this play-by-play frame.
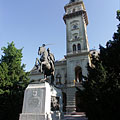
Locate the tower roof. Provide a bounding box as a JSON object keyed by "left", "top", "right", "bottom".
{"left": 64, "top": 0, "right": 88, "bottom": 25}
{"left": 69, "top": 0, "right": 82, "bottom": 3}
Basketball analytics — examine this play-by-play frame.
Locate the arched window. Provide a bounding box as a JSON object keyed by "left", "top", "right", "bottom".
{"left": 75, "top": 66, "right": 82, "bottom": 83}
{"left": 73, "top": 44, "right": 76, "bottom": 52}
{"left": 56, "top": 74, "right": 61, "bottom": 85}
{"left": 77, "top": 43, "right": 81, "bottom": 51}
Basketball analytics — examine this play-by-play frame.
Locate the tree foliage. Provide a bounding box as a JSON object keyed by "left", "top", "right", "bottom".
{"left": 0, "top": 42, "right": 29, "bottom": 120}
{"left": 82, "top": 10, "right": 120, "bottom": 120}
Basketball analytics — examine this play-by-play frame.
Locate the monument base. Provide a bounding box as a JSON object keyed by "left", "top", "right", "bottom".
{"left": 19, "top": 82, "right": 64, "bottom": 120}
{"left": 19, "top": 114, "right": 45, "bottom": 120}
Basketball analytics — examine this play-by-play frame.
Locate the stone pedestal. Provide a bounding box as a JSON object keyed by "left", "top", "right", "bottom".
{"left": 19, "top": 82, "right": 63, "bottom": 120}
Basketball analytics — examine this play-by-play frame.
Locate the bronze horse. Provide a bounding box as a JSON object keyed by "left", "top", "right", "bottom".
{"left": 35, "top": 45, "right": 55, "bottom": 84}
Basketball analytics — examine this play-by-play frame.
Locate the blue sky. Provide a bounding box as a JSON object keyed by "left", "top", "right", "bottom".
{"left": 0, "top": 0, "right": 119, "bottom": 71}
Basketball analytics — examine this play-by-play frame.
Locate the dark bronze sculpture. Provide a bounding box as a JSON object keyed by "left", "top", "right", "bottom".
{"left": 35, "top": 44, "right": 55, "bottom": 84}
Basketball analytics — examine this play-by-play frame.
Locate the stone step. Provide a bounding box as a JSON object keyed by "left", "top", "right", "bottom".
{"left": 67, "top": 99, "right": 76, "bottom": 101}
{"left": 63, "top": 115, "right": 88, "bottom": 120}
{"left": 67, "top": 101, "right": 76, "bottom": 104}
{"left": 63, "top": 113, "right": 87, "bottom": 120}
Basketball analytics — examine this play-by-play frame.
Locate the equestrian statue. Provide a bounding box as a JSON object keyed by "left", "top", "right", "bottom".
{"left": 35, "top": 44, "right": 55, "bottom": 84}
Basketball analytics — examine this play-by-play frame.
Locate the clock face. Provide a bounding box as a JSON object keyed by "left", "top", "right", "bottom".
{"left": 73, "top": 24, "right": 78, "bottom": 29}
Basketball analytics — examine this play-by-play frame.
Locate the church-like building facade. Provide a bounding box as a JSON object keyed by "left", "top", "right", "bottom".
{"left": 30, "top": 0, "right": 91, "bottom": 113}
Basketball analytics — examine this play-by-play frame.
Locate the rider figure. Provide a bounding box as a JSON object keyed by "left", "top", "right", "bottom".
{"left": 42, "top": 44, "right": 46, "bottom": 47}
{"left": 47, "top": 48, "right": 54, "bottom": 71}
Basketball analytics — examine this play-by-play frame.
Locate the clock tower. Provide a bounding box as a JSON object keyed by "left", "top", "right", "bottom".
{"left": 63, "top": 0, "right": 90, "bottom": 112}
{"left": 30, "top": 0, "right": 91, "bottom": 113}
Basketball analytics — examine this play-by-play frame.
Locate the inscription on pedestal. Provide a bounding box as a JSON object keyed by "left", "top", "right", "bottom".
{"left": 23, "top": 88, "right": 45, "bottom": 114}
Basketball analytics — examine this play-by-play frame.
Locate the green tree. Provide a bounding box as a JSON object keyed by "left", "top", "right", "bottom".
{"left": 82, "top": 10, "right": 120, "bottom": 120}
{"left": 0, "top": 42, "right": 29, "bottom": 120}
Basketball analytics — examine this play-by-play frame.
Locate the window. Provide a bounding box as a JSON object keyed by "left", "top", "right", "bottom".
{"left": 56, "top": 74, "right": 61, "bottom": 84}
{"left": 73, "top": 44, "right": 76, "bottom": 52}
{"left": 77, "top": 44, "right": 81, "bottom": 51}
{"left": 75, "top": 66, "right": 82, "bottom": 83}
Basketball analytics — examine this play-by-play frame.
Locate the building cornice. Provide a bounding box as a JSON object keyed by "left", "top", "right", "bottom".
{"left": 65, "top": 51, "right": 89, "bottom": 58}
{"left": 55, "top": 60, "right": 66, "bottom": 66}
{"left": 63, "top": 10, "right": 88, "bottom": 25}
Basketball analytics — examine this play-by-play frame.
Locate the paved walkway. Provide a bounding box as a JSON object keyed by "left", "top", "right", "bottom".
{"left": 63, "top": 115, "right": 88, "bottom": 120}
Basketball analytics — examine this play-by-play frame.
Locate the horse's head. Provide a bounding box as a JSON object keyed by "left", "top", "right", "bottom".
{"left": 38, "top": 46, "right": 46, "bottom": 55}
